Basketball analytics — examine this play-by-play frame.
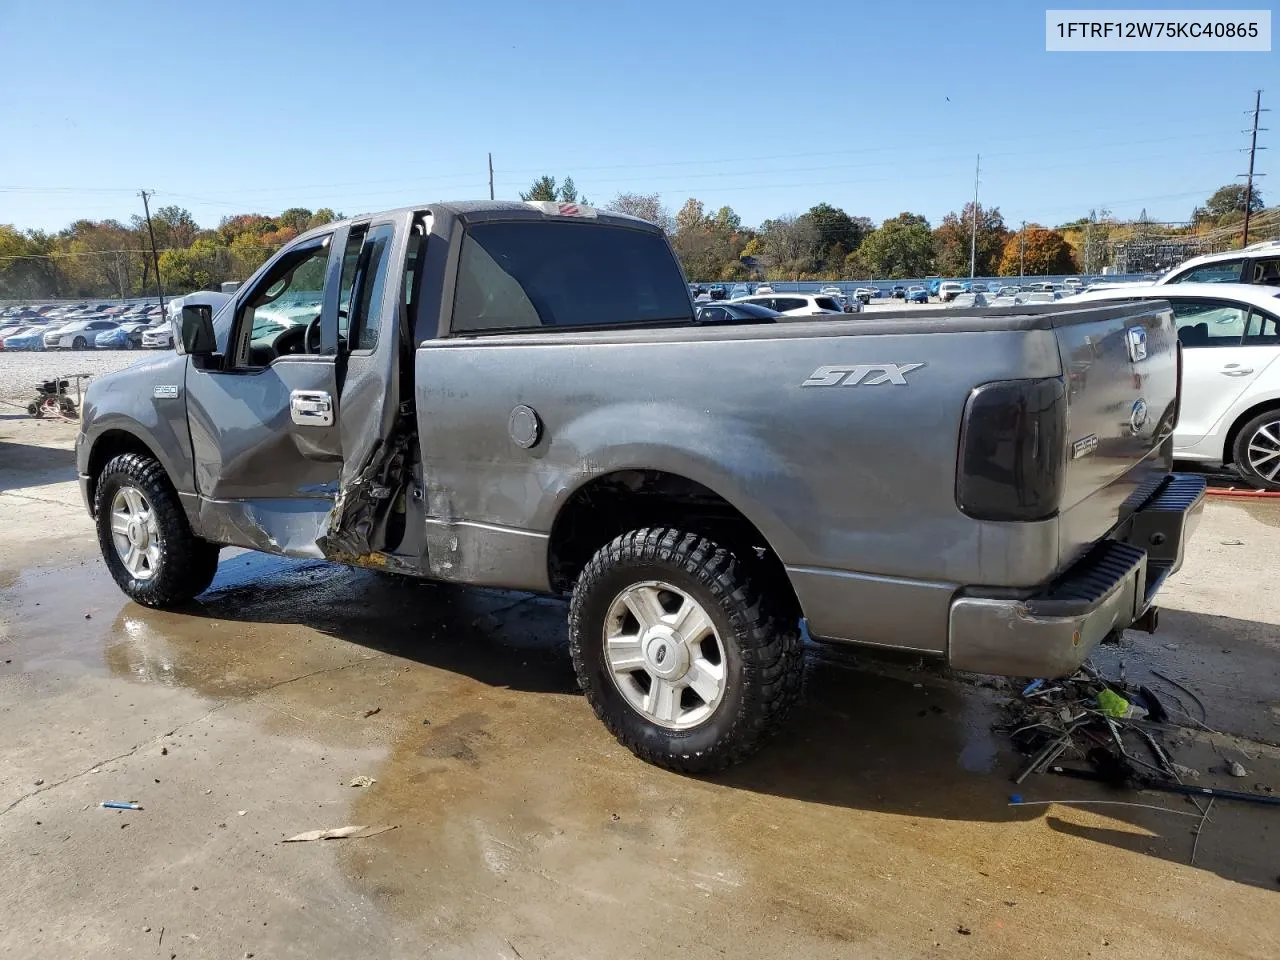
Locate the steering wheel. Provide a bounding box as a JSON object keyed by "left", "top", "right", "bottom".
{"left": 305, "top": 315, "right": 322, "bottom": 353}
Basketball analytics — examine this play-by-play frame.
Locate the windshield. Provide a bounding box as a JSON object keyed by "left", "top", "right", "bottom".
{"left": 452, "top": 221, "right": 693, "bottom": 332}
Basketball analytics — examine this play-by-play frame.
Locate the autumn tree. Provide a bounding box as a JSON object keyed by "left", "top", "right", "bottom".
{"left": 997, "top": 225, "right": 1078, "bottom": 276}
{"left": 755, "top": 214, "right": 821, "bottom": 279}
{"left": 670, "top": 199, "right": 751, "bottom": 280}
{"left": 857, "top": 213, "right": 935, "bottom": 278}
{"left": 934, "top": 203, "right": 1010, "bottom": 276}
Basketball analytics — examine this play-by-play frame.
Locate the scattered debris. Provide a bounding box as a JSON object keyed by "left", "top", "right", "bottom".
{"left": 33, "top": 779, "right": 44, "bottom": 786}
{"left": 362, "top": 707, "right": 381, "bottom": 718}
{"left": 1171, "top": 763, "right": 1201, "bottom": 780}
{"left": 1220, "top": 539, "right": 1245, "bottom": 546}
{"left": 957, "top": 925, "right": 972, "bottom": 935}
{"left": 282, "top": 825, "right": 398, "bottom": 842}
{"left": 1228, "top": 761, "right": 1249, "bottom": 778}
{"left": 161, "top": 746, "right": 168, "bottom": 756}
{"left": 349, "top": 776, "right": 376, "bottom": 788}
{"left": 101, "top": 801, "right": 141, "bottom": 811}
{"left": 238, "top": 810, "right": 247, "bottom": 816}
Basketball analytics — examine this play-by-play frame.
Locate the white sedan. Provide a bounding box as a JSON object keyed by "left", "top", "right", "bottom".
{"left": 729, "top": 293, "right": 855, "bottom": 316}
{"left": 43, "top": 318, "right": 121, "bottom": 350}
{"left": 1066, "top": 282, "right": 1280, "bottom": 488}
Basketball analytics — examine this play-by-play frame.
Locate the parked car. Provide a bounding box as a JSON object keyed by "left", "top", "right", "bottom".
{"left": 44, "top": 318, "right": 120, "bottom": 350}
{"left": 969, "top": 282, "right": 990, "bottom": 293}
{"left": 1067, "top": 282, "right": 1280, "bottom": 489}
{"left": 3, "top": 327, "right": 48, "bottom": 351}
{"left": 853, "top": 287, "right": 875, "bottom": 304}
{"left": 938, "top": 281, "right": 965, "bottom": 302}
{"left": 707, "top": 284, "right": 727, "bottom": 301}
{"left": 695, "top": 301, "right": 780, "bottom": 323}
{"left": 728, "top": 284, "right": 750, "bottom": 299}
{"left": 730, "top": 293, "right": 853, "bottom": 316}
{"left": 95, "top": 321, "right": 153, "bottom": 350}
{"left": 890, "top": 285, "right": 907, "bottom": 299}
{"left": 926, "top": 279, "right": 942, "bottom": 297}
{"left": 997, "top": 285, "right": 1020, "bottom": 297}
{"left": 1062, "top": 277, "right": 1083, "bottom": 293}
{"left": 754, "top": 284, "right": 775, "bottom": 295}
{"left": 76, "top": 198, "right": 1200, "bottom": 773}
{"left": 904, "top": 286, "right": 928, "bottom": 304}
{"left": 1157, "top": 239, "right": 1280, "bottom": 286}
{"left": 145, "top": 292, "right": 233, "bottom": 349}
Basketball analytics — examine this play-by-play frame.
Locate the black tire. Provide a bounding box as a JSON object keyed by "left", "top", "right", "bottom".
{"left": 1232, "top": 409, "right": 1280, "bottom": 491}
{"left": 72, "top": 336, "right": 87, "bottom": 350}
{"left": 569, "top": 527, "right": 802, "bottom": 773}
{"left": 26, "top": 401, "right": 41, "bottom": 417}
{"left": 94, "top": 453, "right": 221, "bottom": 607}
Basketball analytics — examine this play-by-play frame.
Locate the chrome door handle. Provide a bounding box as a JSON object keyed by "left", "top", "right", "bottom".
{"left": 290, "top": 390, "right": 333, "bottom": 426}
{"left": 1221, "top": 366, "right": 1254, "bottom": 377}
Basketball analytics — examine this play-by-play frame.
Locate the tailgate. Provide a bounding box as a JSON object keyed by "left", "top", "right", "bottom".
{"left": 1054, "top": 300, "right": 1178, "bottom": 568}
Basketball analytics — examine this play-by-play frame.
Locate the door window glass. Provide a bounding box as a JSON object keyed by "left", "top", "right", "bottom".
{"left": 1171, "top": 299, "right": 1248, "bottom": 347}
{"left": 1170, "top": 259, "right": 1244, "bottom": 283}
{"left": 774, "top": 297, "right": 806, "bottom": 311}
{"left": 1245, "top": 309, "right": 1280, "bottom": 344}
{"left": 349, "top": 224, "right": 395, "bottom": 351}
{"left": 234, "top": 236, "right": 331, "bottom": 366}
{"left": 1251, "top": 257, "right": 1280, "bottom": 286}
{"left": 814, "top": 297, "right": 840, "bottom": 311}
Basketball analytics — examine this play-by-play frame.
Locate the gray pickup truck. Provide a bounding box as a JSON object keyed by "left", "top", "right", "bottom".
{"left": 76, "top": 200, "right": 1204, "bottom": 771}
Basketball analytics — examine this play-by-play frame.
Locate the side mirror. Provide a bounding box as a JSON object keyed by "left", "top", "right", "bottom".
{"left": 177, "top": 304, "right": 216, "bottom": 356}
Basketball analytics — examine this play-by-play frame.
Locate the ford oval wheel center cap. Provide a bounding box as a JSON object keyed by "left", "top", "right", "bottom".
{"left": 643, "top": 627, "right": 688, "bottom": 681}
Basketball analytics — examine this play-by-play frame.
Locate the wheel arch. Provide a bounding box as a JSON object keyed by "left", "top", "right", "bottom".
{"left": 546, "top": 468, "right": 802, "bottom": 620}
{"left": 85, "top": 429, "right": 172, "bottom": 517}
{"left": 1222, "top": 398, "right": 1280, "bottom": 465}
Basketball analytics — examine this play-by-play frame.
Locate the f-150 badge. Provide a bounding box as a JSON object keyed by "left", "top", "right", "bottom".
{"left": 802, "top": 363, "right": 925, "bottom": 387}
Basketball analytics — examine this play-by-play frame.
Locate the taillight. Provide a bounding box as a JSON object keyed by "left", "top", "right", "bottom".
{"left": 956, "top": 378, "right": 1067, "bottom": 522}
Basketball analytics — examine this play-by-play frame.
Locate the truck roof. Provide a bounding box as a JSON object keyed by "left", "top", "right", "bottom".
{"left": 291, "top": 200, "right": 663, "bottom": 245}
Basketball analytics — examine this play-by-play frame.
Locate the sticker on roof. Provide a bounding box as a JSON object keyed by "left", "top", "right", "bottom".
{"left": 525, "top": 201, "right": 598, "bottom": 218}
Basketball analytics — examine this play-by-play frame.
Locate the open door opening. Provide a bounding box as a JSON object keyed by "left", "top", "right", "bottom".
{"left": 317, "top": 212, "right": 427, "bottom": 565}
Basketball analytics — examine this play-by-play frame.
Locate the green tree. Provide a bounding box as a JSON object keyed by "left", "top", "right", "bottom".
{"left": 277, "top": 207, "right": 315, "bottom": 233}
{"left": 1193, "top": 184, "right": 1266, "bottom": 225}
{"left": 158, "top": 236, "right": 234, "bottom": 292}
{"left": 0, "top": 225, "right": 61, "bottom": 298}
{"left": 934, "top": 203, "right": 1009, "bottom": 276}
{"left": 857, "top": 213, "right": 935, "bottom": 279}
{"left": 755, "top": 214, "right": 821, "bottom": 279}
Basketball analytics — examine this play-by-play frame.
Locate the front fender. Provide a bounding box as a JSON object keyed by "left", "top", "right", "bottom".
{"left": 79, "top": 352, "right": 195, "bottom": 500}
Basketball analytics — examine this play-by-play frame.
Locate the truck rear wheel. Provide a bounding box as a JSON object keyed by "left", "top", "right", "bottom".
{"left": 94, "top": 453, "right": 221, "bottom": 607}
{"left": 569, "top": 527, "right": 802, "bottom": 772}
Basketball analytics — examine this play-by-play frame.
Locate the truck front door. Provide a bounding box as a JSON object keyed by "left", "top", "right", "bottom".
{"left": 184, "top": 227, "right": 352, "bottom": 555}
{"left": 184, "top": 217, "right": 414, "bottom": 559}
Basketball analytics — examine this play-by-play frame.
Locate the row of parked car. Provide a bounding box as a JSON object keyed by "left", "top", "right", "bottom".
{"left": 0, "top": 301, "right": 171, "bottom": 352}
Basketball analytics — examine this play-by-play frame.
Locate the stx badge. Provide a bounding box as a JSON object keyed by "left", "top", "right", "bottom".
{"left": 801, "top": 363, "right": 926, "bottom": 387}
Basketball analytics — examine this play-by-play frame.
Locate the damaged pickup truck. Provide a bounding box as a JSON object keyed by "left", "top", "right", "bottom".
{"left": 77, "top": 200, "right": 1205, "bottom": 771}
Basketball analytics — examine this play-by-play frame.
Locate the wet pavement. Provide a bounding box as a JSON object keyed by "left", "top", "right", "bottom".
{"left": 2, "top": 416, "right": 1278, "bottom": 959}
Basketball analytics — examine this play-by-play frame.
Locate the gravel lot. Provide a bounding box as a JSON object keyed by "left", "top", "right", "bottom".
{"left": 0, "top": 350, "right": 151, "bottom": 406}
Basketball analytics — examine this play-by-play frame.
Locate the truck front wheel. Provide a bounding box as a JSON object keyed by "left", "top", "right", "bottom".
{"left": 94, "top": 453, "right": 221, "bottom": 607}
{"left": 569, "top": 527, "right": 802, "bottom": 772}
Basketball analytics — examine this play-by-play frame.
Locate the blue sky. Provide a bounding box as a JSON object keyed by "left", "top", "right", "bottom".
{"left": 1, "top": 0, "right": 1274, "bottom": 232}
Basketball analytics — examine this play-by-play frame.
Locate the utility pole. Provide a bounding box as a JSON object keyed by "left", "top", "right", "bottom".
{"left": 1019, "top": 220, "right": 1026, "bottom": 280}
{"left": 488, "top": 152, "right": 495, "bottom": 201}
{"left": 139, "top": 190, "right": 165, "bottom": 314}
{"left": 970, "top": 154, "right": 980, "bottom": 279}
{"left": 1240, "top": 89, "right": 1268, "bottom": 246}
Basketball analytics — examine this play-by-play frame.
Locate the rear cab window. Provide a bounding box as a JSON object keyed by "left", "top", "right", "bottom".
{"left": 451, "top": 220, "right": 692, "bottom": 334}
